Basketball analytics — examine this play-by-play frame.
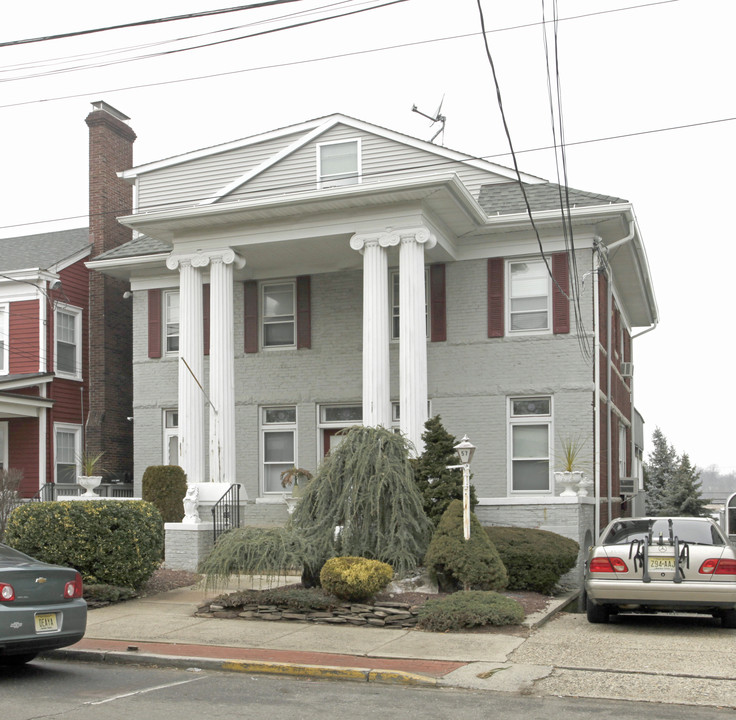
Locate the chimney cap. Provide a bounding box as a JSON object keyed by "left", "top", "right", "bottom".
{"left": 90, "top": 100, "right": 130, "bottom": 123}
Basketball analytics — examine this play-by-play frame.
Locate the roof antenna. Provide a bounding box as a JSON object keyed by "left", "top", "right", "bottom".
{"left": 412, "top": 96, "right": 446, "bottom": 144}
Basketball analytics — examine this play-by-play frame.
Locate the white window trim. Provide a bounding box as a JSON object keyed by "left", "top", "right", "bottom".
{"left": 0, "top": 420, "right": 8, "bottom": 471}
{"left": 54, "top": 422, "right": 81, "bottom": 484}
{"left": 506, "top": 258, "right": 552, "bottom": 336}
{"left": 389, "top": 268, "right": 430, "bottom": 341}
{"left": 54, "top": 303, "right": 83, "bottom": 381}
{"left": 260, "top": 405, "right": 297, "bottom": 495}
{"left": 261, "top": 280, "right": 296, "bottom": 350}
{"left": 0, "top": 302, "right": 8, "bottom": 375}
{"left": 317, "top": 138, "right": 361, "bottom": 188}
{"left": 164, "top": 289, "right": 180, "bottom": 356}
{"left": 163, "top": 409, "right": 179, "bottom": 465}
{"left": 619, "top": 423, "right": 628, "bottom": 480}
{"left": 507, "top": 396, "right": 553, "bottom": 495}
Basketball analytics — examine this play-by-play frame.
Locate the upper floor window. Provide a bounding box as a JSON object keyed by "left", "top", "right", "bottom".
{"left": 0, "top": 303, "right": 8, "bottom": 375}
{"left": 262, "top": 282, "right": 295, "bottom": 348}
{"left": 318, "top": 139, "right": 360, "bottom": 188}
{"left": 55, "top": 305, "right": 82, "bottom": 380}
{"left": 508, "top": 259, "right": 550, "bottom": 334}
{"left": 390, "top": 270, "right": 429, "bottom": 340}
{"left": 509, "top": 396, "right": 552, "bottom": 493}
{"left": 164, "top": 290, "right": 179, "bottom": 353}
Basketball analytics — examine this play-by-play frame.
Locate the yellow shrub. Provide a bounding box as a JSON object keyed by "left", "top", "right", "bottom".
{"left": 319, "top": 556, "right": 393, "bottom": 601}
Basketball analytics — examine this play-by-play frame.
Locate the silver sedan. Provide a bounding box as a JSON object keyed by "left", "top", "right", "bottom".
{"left": 1, "top": 543, "right": 87, "bottom": 664}
{"left": 584, "top": 517, "right": 736, "bottom": 626}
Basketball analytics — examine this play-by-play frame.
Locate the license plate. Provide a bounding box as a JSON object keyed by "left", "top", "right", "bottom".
{"left": 35, "top": 613, "right": 58, "bottom": 632}
{"left": 649, "top": 557, "right": 676, "bottom": 572}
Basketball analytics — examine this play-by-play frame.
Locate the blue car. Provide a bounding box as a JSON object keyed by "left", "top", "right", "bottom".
{"left": 1, "top": 543, "right": 87, "bottom": 665}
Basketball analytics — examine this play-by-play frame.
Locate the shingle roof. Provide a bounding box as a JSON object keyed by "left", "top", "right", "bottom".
{"left": 478, "top": 182, "right": 627, "bottom": 216}
{"left": 92, "top": 234, "right": 170, "bottom": 261}
{"left": 0, "top": 228, "right": 90, "bottom": 271}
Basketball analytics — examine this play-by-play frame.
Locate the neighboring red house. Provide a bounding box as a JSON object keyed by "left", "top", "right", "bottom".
{"left": 0, "top": 229, "right": 92, "bottom": 497}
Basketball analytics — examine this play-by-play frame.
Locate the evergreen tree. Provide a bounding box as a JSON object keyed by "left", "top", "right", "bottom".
{"left": 662, "top": 453, "right": 709, "bottom": 517}
{"left": 643, "top": 427, "right": 677, "bottom": 515}
{"left": 412, "top": 415, "right": 478, "bottom": 526}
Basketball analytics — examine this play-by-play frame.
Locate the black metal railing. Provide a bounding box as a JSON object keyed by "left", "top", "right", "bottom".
{"left": 212, "top": 484, "right": 240, "bottom": 544}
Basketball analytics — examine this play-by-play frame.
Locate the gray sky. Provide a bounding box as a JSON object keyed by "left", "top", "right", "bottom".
{"left": 2, "top": 0, "right": 733, "bottom": 472}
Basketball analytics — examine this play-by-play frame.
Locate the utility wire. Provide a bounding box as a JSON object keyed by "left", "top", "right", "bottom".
{"left": 0, "top": 0, "right": 306, "bottom": 48}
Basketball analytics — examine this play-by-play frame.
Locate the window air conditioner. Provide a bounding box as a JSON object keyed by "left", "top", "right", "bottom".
{"left": 621, "top": 362, "right": 634, "bottom": 378}
{"left": 620, "top": 477, "right": 636, "bottom": 495}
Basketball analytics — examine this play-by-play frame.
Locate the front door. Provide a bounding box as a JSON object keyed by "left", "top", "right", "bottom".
{"left": 323, "top": 428, "right": 348, "bottom": 458}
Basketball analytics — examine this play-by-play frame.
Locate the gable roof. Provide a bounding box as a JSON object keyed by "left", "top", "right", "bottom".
{"left": 478, "top": 183, "right": 627, "bottom": 216}
{"left": 0, "top": 228, "right": 90, "bottom": 272}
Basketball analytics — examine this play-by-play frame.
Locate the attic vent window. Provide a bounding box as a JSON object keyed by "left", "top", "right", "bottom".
{"left": 318, "top": 139, "right": 360, "bottom": 188}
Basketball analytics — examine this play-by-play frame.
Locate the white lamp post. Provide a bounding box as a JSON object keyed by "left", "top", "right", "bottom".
{"left": 447, "top": 435, "right": 476, "bottom": 540}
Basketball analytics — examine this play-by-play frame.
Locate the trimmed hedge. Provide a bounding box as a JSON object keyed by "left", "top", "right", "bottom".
{"left": 484, "top": 526, "right": 579, "bottom": 594}
{"left": 416, "top": 591, "right": 524, "bottom": 631}
{"left": 142, "top": 465, "right": 187, "bottom": 523}
{"left": 319, "top": 556, "right": 393, "bottom": 601}
{"left": 424, "top": 500, "right": 507, "bottom": 592}
{"left": 4, "top": 500, "right": 163, "bottom": 589}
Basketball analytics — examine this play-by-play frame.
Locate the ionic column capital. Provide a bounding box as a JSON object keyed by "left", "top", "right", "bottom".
{"left": 350, "top": 226, "right": 436, "bottom": 254}
{"left": 167, "top": 249, "right": 245, "bottom": 271}
{"left": 350, "top": 233, "right": 382, "bottom": 254}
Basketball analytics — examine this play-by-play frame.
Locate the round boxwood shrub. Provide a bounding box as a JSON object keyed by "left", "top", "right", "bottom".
{"left": 4, "top": 500, "right": 163, "bottom": 589}
{"left": 142, "top": 465, "right": 188, "bottom": 523}
{"left": 424, "top": 500, "right": 507, "bottom": 592}
{"left": 416, "top": 591, "right": 524, "bottom": 631}
{"left": 319, "top": 556, "right": 393, "bottom": 601}
{"left": 484, "top": 526, "right": 579, "bottom": 594}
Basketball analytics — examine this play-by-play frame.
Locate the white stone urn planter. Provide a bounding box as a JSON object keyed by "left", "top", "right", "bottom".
{"left": 77, "top": 475, "right": 103, "bottom": 497}
{"left": 554, "top": 471, "right": 580, "bottom": 497}
{"left": 577, "top": 474, "right": 593, "bottom": 497}
{"left": 283, "top": 494, "right": 300, "bottom": 515}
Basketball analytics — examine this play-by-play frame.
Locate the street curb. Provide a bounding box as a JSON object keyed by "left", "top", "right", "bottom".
{"left": 43, "top": 648, "right": 439, "bottom": 687}
{"left": 523, "top": 590, "right": 579, "bottom": 629}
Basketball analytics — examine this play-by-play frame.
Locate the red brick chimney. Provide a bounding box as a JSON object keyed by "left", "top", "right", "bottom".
{"left": 85, "top": 101, "right": 136, "bottom": 480}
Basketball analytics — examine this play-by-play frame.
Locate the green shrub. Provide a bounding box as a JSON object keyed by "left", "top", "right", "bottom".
{"left": 319, "top": 556, "right": 393, "bottom": 601}
{"left": 199, "top": 526, "right": 306, "bottom": 590}
{"left": 214, "top": 586, "right": 341, "bottom": 612}
{"left": 484, "top": 526, "right": 579, "bottom": 594}
{"left": 416, "top": 591, "right": 524, "bottom": 631}
{"left": 142, "top": 465, "right": 188, "bottom": 523}
{"left": 424, "top": 500, "right": 507, "bottom": 592}
{"left": 5, "top": 500, "right": 163, "bottom": 589}
{"left": 84, "top": 583, "right": 138, "bottom": 604}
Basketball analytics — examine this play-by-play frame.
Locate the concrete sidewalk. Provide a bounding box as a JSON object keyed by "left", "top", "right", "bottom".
{"left": 46, "top": 581, "right": 569, "bottom": 693}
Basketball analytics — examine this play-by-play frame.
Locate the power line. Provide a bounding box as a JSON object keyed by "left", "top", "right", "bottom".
{"left": 0, "top": 0, "right": 680, "bottom": 109}
{"left": 0, "top": 1, "right": 305, "bottom": 48}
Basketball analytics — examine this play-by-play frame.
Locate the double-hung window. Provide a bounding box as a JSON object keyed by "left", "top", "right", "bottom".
{"left": 163, "top": 410, "right": 179, "bottom": 465}
{"left": 261, "top": 406, "right": 296, "bottom": 493}
{"left": 509, "top": 396, "right": 552, "bottom": 493}
{"left": 318, "top": 139, "right": 360, "bottom": 188}
{"left": 262, "top": 282, "right": 295, "bottom": 348}
{"left": 390, "top": 270, "right": 429, "bottom": 340}
{"left": 55, "top": 305, "right": 82, "bottom": 380}
{"left": 0, "top": 303, "right": 8, "bottom": 375}
{"left": 508, "top": 260, "right": 550, "bottom": 333}
{"left": 55, "top": 423, "right": 81, "bottom": 484}
{"left": 164, "top": 290, "right": 180, "bottom": 353}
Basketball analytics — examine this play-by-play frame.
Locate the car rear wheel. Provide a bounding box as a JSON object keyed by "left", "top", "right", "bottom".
{"left": 0, "top": 653, "right": 38, "bottom": 666}
{"left": 586, "top": 596, "right": 610, "bottom": 624}
{"left": 721, "top": 609, "right": 736, "bottom": 629}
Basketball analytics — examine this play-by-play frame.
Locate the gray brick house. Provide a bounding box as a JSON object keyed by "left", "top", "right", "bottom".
{"left": 87, "top": 103, "right": 658, "bottom": 551}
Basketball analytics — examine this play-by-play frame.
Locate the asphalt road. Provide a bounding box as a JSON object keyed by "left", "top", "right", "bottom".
{"left": 1, "top": 659, "right": 732, "bottom": 720}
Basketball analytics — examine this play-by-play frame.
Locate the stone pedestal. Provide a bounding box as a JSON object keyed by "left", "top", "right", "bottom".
{"left": 164, "top": 522, "right": 214, "bottom": 572}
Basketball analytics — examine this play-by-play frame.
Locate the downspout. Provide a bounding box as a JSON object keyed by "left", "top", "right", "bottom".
{"left": 592, "top": 251, "right": 601, "bottom": 539}
{"left": 605, "top": 221, "right": 635, "bottom": 523}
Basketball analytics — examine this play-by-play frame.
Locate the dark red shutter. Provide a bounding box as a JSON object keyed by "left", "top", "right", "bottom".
{"left": 148, "top": 289, "right": 161, "bottom": 358}
{"left": 296, "top": 276, "right": 311, "bottom": 349}
{"left": 487, "top": 257, "right": 504, "bottom": 338}
{"left": 244, "top": 281, "right": 258, "bottom": 353}
{"left": 203, "top": 283, "right": 210, "bottom": 356}
{"left": 552, "top": 252, "right": 570, "bottom": 335}
{"left": 429, "top": 264, "right": 446, "bottom": 342}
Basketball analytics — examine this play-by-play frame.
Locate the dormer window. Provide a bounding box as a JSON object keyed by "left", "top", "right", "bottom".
{"left": 318, "top": 139, "right": 360, "bottom": 188}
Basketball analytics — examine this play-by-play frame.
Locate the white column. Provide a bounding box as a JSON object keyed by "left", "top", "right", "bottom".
{"left": 208, "top": 249, "right": 245, "bottom": 486}
{"left": 350, "top": 233, "right": 391, "bottom": 428}
{"left": 398, "top": 227, "right": 436, "bottom": 455}
{"left": 166, "top": 254, "right": 206, "bottom": 485}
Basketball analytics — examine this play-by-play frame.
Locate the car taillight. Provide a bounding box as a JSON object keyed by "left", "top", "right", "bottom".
{"left": 589, "top": 557, "right": 628, "bottom": 573}
{"left": 64, "top": 572, "right": 83, "bottom": 599}
{"left": 699, "top": 558, "right": 736, "bottom": 575}
{"left": 0, "top": 582, "right": 15, "bottom": 601}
